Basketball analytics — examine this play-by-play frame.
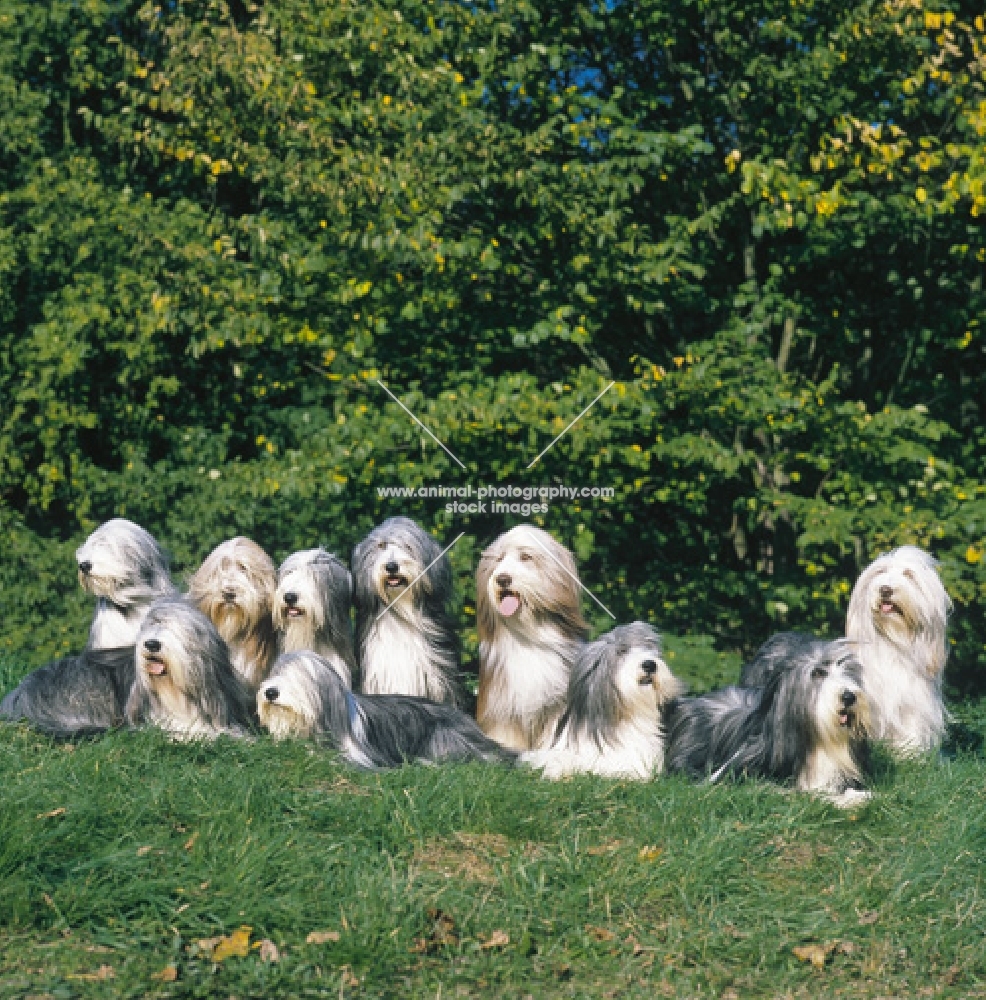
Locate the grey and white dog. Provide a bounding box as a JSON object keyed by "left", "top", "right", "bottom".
{"left": 257, "top": 651, "right": 514, "bottom": 769}
{"left": 76, "top": 518, "right": 177, "bottom": 649}
{"left": 352, "top": 517, "right": 460, "bottom": 704}
{"left": 273, "top": 548, "right": 356, "bottom": 687}
{"left": 523, "top": 622, "right": 683, "bottom": 779}
{"left": 666, "top": 637, "right": 872, "bottom": 807}
{"left": 126, "top": 598, "right": 254, "bottom": 739}
{"left": 0, "top": 646, "right": 135, "bottom": 737}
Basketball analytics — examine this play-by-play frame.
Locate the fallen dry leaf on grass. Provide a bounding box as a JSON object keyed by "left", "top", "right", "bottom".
{"left": 586, "top": 926, "right": 616, "bottom": 942}
{"left": 586, "top": 839, "right": 624, "bottom": 856}
{"left": 306, "top": 930, "right": 341, "bottom": 944}
{"left": 792, "top": 942, "right": 838, "bottom": 968}
{"left": 152, "top": 965, "right": 178, "bottom": 982}
{"left": 638, "top": 845, "right": 663, "bottom": 861}
{"left": 36, "top": 808, "right": 66, "bottom": 820}
{"left": 183, "top": 831, "right": 199, "bottom": 851}
{"left": 196, "top": 926, "right": 252, "bottom": 962}
{"left": 254, "top": 939, "right": 280, "bottom": 962}
{"left": 68, "top": 964, "right": 114, "bottom": 981}
{"left": 479, "top": 930, "right": 510, "bottom": 950}
{"left": 857, "top": 910, "right": 879, "bottom": 926}
{"left": 339, "top": 965, "right": 359, "bottom": 987}
{"left": 409, "top": 909, "right": 458, "bottom": 953}
{"left": 136, "top": 846, "right": 154, "bottom": 857}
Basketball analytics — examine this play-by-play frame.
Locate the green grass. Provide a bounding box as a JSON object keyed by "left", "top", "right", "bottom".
{"left": 1, "top": 650, "right": 985, "bottom": 999}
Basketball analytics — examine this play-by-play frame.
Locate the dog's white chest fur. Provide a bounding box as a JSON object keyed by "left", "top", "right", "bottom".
{"left": 89, "top": 601, "right": 146, "bottom": 649}
{"left": 524, "top": 715, "right": 664, "bottom": 779}
{"left": 479, "top": 624, "right": 573, "bottom": 749}
{"left": 361, "top": 609, "right": 449, "bottom": 701}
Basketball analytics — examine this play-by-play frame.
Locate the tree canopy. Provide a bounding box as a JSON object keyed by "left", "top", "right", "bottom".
{"left": 1, "top": 0, "right": 984, "bottom": 690}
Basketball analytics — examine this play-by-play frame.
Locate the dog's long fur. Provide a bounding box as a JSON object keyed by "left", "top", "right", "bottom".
{"left": 739, "top": 631, "right": 823, "bottom": 688}
{"left": 353, "top": 517, "right": 460, "bottom": 704}
{"left": 0, "top": 646, "right": 135, "bottom": 737}
{"left": 846, "top": 545, "right": 952, "bottom": 753}
{"left": 274, "top": 548, "right": 356, "bottom": 687}
{"left": 666, "top": 637, "right": 871, "bottom": 806}
{"left": 522, "top": 622, "right": 683, "bottom": 779}
{"left": 187, "top": 536, "right": 278, "bottom": 692}
{"left": 257, "top": 651, "right": 514, "bottom": 769}
{"left": 76, "top": 518, "right": 177, "bottom": 649}
{"left": 476, "top": 524, "right": 589, "bottom": 751}
{"left": 126, "top": 598, "right": 254, "bottom": 739}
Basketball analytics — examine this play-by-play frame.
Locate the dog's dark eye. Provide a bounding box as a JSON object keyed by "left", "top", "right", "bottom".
{"left": 904, "top": 569, "right": 916, "bottom": 581}
{"left": 520, "top": 552, "right": 533, "bottom": 562}
{"left": 812, "top": 667, "right": 829, "bottom": 681}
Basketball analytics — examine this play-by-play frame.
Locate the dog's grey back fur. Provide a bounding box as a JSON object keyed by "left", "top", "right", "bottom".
{"left": 0, "top": 646, "right": 136, "bottom": 737}
{"left": 739, "top": 631, "right": 833, "bottom": 688}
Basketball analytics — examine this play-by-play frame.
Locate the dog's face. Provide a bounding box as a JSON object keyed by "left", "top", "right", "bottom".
{"left": 613, "top": 640, "right": 681, "bottom": 718}
{"left": 189, "top": 537, "right": 276, "bottom": 640}
{"left": 258, "top": 652, "right": 343, "bottom": 739}
{"left": 803, "top": 648, "right": 870, "bottom": 746}
{"left": 135, "top": 601, "right": 205, "bottom": 698}
{"left": 477, "top": 524, "right": 585, "bottom": 635}
{"left": 274, "top": 549, "right": 344, "bottom": 631}
{"left": 848, "top": 546, "right": 951, "bottom": 650}
{"left": 76, "top": 518, "right": 166, "bottom": 599}
{"left": 354, "top": 518, "right": 438, "bottom": 608}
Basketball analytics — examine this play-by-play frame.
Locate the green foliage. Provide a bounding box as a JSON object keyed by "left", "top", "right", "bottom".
{"left": 1, "top": 0, "right": 985, "bottom": 690}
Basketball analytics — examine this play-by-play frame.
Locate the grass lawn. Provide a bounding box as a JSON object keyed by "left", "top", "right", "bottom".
{"left": 1, "top": 648, "right": 984, "bottom": 999}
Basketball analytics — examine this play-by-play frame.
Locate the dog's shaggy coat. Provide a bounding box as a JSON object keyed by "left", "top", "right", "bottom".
{"left": 188, "top": 536, "right": 278, "bottom": 692}
{"left": 476, "top": 524, "right": 589, "bottom": 751}
{"left": 0, "top": 646, "right": 135, "bottom": 737}
{"left": 126, "top": 598, "right": 254, "bottom": 739}
{"left": 522, "top": 622, "right": 683, "bottom": 779}
{"left": 352, "top": 517, "right": 460, "bottom": 704}
{"left": 667, "top": 637, "right": 871, "bottom": 806}
{"left": 76, "top": 518, "right": 177, "bottom": 649}
{"left": 274, "top": 548, "right": 356, "bottom": 687}
{"left": 845, "top": 545, "right": 952, "bottom": 753}
{"left": 257, "top": 651, "right": 514, "bottom": 769}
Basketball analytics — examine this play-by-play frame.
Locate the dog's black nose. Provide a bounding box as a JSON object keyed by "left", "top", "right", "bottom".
{"left": 284, "top": 592, "right": 298, "bottom": 606}
{"left": 640, "top": 659, "right": 658, "bottom": 675}
{"left": 222, "top": 588, "right": 236, "bottom": 601}
{"left": 496, "top": 573, "right": 512, "bottom": 588}
{"left": 264, "top": 687, "right": 279, "bottom": 702}
{"left": 144, "top": 638, "right": 161, "bottom": 653}
{"left": 841, "top": 690, "right": 857, "bottom": 707}
{"left": 385, "top": 561, "right": 399, "bottom": 574}
{"left": 879, "top": 585, "right": 893, "bottom": 599}
{"left": 78, "top": 560, "right": 92, "bottom": 574}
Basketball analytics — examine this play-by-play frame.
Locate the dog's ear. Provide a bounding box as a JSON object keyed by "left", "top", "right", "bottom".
{"left": 762, "top": 668, "right": 811, "bottom": 778}
{"left": 476, "top": 548, "right": 499, "bottom": 641}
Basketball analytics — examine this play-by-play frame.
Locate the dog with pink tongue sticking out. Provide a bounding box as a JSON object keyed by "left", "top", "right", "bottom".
{"left": 475, "top": 524, "right": 588, "bottom": 751}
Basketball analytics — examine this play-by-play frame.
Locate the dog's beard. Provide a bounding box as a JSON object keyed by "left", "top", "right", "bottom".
{"left": 259, "top": 702, "right": 311, "bottom": 739}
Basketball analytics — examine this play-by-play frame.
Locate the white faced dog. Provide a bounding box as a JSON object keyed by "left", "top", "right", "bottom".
{"left": 476, "top": 524, "right": 588, "bottom": 751}
{"left": 352, "top": 517, "right": 460, "bottom": 704}
{"left": 273, "top": 548, "right": 356, "bottom": 687}
{"left": 126, "top": 598, "right": 254, "bottom": 740}
{"left": 188, "top": 536, "right": 278, "bottom": 693}
{"left": 257, "top": 651, "right": 514, "bottom": 769}
{"left": 845, "top": 545, "right": 951, "bottom": 753}
{"left": 76, "top": 518, "right": 177, "bottom": 649}
{"left": 666, "top": 636, "right": 872, "bottom": 807}
{"left": 522, "top": 622, "right": 683, "bottom": 779}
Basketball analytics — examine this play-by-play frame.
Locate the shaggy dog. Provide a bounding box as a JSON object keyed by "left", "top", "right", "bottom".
{"left": 476, "top": 524, "right": 589, "bottom": 750}
{"left": 76, "top": 518, "right": 177, "bottom": 648}
{"left": 187, "top": 536, "right": 278, "bottom": 692}
{"left": 257, "top": 651, "right": 514, "bottom": 769}
{"left": 273, "top": 548, "right": 357, "bottom": 687}
{"left": 846, "top": 545, "right": 952, "bottom": 753}
{"left": 352, "top": 517, "right": 460, "bottom": 704}
{"left": 0, "top": 646, "right": 135, "bottom": 737}
{"left": 126, "top": 598, "right": 254, "bottom": 739}
{"left": 666, "top": 638, "right": 871, "bottom": 807}
{"left": 522, "top": 622, "right": 683, "bottom": 779}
